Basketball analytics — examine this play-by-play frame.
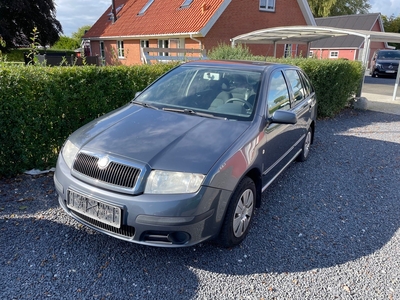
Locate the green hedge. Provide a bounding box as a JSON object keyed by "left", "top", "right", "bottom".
{"left": 0, "top": 54, "right": 364, "bottom": 177}
{"left": 0, "top": 64, "right": 174, "bottom": 176}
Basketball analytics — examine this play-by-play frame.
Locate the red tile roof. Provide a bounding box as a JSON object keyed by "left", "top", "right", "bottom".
{"left": 85, "top": 0, "right": 226, "bottom": 38}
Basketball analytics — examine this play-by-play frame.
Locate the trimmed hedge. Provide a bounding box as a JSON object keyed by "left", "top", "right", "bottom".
{"left": 0, "top": 64, "right": 174, "bottom": 176}
{"left": 0, "top": 56, "right": 364, "bottom": 177}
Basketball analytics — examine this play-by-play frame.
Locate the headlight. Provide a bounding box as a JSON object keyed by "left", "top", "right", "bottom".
{"left": 375, "top": 63, "right": 382, "bottom": 69}
{"left": 145, "top": 170, "right": 205, "bottom": 194}
{"left": 61, "top": 140, "right": 79, "bottom": 169}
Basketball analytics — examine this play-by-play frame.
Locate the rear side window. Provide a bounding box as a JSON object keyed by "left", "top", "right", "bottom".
{"left": 267, "top": 70, "right": 290, "bottom": 114}
{"left": 284, "top": 69, "right": 306, "bottom": 106}
{"left": 299, "top": 71, "right": 313, "bottom": 97}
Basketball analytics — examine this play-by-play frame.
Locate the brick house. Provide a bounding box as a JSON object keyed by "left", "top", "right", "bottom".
{"left": 310, "top": 13, "right": 393, "bottom": 65}
{"left": 83, "top": 0, "right": 315, "bottom": 65}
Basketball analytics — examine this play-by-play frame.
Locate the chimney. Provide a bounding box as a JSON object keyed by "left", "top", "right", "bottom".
{"left": 111, "top": 0, "right": 117, "bottom": 23}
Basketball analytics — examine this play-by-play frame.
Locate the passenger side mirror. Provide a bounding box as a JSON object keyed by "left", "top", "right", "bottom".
{"left": 269, "top": 110, "right": 297, "bottom": 125}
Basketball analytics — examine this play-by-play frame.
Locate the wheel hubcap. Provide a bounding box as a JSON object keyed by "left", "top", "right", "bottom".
{"left": 233, "top": 188, "right": 254, "bottom": 238}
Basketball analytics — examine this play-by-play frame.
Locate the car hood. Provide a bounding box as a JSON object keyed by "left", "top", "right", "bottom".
{"left": 73, "top": 104, "right": 250, "bottom": 174}
{"left": 376, "top": 59, "right": 399, "bottom": 65}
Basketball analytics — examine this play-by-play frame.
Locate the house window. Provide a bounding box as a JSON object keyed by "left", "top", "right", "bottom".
{"left": 100, "top": 41, "right": 105, "bottom": 65}
{"left": 140, "top": 40, "right": 149, "bottom": 48}
{"left": 180, "top": 0, "right": 193, "bottom": 8}
{"left": 260, "top": 0, "right": 275, "bottom": 11}
{"left": 117, "top": 40, "right": 124, "bottom": 58}
{"left": 284, "top": 44, "right": 292, "bottom": 58}
{"left": 158, "top": 39, "right": 169, "bottom": 56}
{"left": 138, "top": 0, "right": 154, "bottom": 15}
{"left": 330, "top": 51, "right": 339, "bottom": 59}
{"left": 308, "top": 51, "right": 314, "bottom": 58}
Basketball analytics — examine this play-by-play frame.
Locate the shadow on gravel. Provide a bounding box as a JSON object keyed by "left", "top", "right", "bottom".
{"left": 1, "top": 110, "right": 399, "bottom": 299}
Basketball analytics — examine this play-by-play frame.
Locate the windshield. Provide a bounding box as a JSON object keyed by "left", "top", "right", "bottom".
{"left": 134, "top": 65, "right": 262, "bottom": 121}
{"left": 377, "top": 51, "right": 400, "bottom": 60}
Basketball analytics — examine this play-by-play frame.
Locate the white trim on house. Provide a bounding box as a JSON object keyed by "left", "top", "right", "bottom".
{"left": 329, "top": 50, "right": 339, "bottom": 58}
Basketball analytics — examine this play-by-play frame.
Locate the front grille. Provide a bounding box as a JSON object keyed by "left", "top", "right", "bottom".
{"left": 382, "top": 63, "right": 398, "bottom": 71}
{"left": 73, "top": 153, "right": 141, "bottom": 189}
{"left": 72, "top": 210, "right": 135, "bottom": 238}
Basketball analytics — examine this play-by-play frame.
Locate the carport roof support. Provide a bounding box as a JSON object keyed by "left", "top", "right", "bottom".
{"left": 231, "top": 26, "right": 400, "bottom": 46}
{"left": 231, "top": 26, "right": 400, "bottom": 100}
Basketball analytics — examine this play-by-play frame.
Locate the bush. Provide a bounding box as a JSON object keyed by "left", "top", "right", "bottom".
{"left": 0, "top": 63, "right": 174, "bottom": 176}
{"left": 0, "top": 48, "right": 365, "bottom": 176}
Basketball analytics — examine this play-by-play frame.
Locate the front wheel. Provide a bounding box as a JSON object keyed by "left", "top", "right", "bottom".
{"left": 297, "top": 127, "right": 313, "bottom": 162}
{"left": 218, "top": 177, "right": 256, "bottom": 248}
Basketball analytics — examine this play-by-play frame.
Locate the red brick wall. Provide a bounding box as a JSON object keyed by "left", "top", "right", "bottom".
{"left": 89, "top": 0, "right": 311, "bottom": 64}
{"left": 204, "top": 0, "right": 309, "bottom": 58}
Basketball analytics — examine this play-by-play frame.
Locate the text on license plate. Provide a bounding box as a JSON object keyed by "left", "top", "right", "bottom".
{"left": 67, "top": 190, "right": 121, "bottom": 228}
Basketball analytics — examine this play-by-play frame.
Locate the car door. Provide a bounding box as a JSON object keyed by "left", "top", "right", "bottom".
{"left": 283, "top": 69, "right": 314, "bottom": 148}
{"left": 261, "top": 69, "right": 300, "bottom": 187}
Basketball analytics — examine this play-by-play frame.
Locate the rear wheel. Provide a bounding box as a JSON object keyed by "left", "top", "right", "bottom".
{"left": 297, "top": 127, "right": 312, "bottom": 162}
{"left": 218, "top": 177, "right": 256, "bottom": 248}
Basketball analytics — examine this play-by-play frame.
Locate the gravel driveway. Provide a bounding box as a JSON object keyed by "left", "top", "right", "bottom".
{"left": 1, "top": 109, "right": 399, "bottom": 299}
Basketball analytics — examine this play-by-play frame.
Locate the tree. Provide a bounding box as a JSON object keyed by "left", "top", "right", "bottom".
{"left": 307, "top": 0, "right": 371, "bottom": 17}
{"left": 0, "top": 0, "right": 62, "bottom": 52}
{"left": 382, "top": 14, "right": 400, "bottom": 48}
{"left": 307, "top": 0, "right": 337, "bottom": 18}
{"left": 51, "top": 36, "right": 80, "bottom": 50}
{"left": 328, "top": 0, "right": 371, "bottom": 16}
{"left": 71, "top": 25, "right": 92, "bottom": 42}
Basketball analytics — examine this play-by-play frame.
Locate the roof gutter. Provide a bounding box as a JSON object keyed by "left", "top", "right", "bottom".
{"left": 190, "top": 34, "right": 203, "bottom": 50}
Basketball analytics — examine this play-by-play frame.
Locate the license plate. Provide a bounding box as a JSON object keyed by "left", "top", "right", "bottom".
{"left": 386, "top": 70, "right": 395, "bottom": 73}
{"left": 67, "top": 190, "right": 121, "bottom": 228}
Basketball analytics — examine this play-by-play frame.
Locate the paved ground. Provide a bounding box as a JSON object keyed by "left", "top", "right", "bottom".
{"left": 361, "top": 73, "right": 400, "bottom": 115}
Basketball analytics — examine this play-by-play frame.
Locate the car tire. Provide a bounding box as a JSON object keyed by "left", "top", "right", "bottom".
{"left": 297, "top": 127, "right": 312, "bottom": 162}
{"left": 218, "top": 177, "right": 256, "bottom": 248}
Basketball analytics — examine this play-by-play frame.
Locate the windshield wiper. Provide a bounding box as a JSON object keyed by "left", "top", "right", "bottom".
{"left": 162, "top": 108, "right": 227, "bottom": 120}
{"left": 131, "top": 101, "right": 159, "bottom": 110}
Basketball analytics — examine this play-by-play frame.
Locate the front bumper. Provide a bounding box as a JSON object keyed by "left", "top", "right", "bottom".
{"left": 54, "top": 155, "right": 232, "bottom": 247}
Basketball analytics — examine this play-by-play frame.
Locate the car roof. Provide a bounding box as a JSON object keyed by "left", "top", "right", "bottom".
{"left": 182, "top": 60, "right": 297, "bottom": 72}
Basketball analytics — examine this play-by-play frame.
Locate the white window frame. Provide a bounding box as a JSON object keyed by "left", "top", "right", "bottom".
{"left": 329, "top": 51, "right": 339, "bottom": 59}
{"left": 117, "top": 40, "right": 124, "bottom": 58}
{"left": 308, "top": 51, "right": 314, "bottom": 58}
{"left": 140, "top": 40, "right": 149, "bottom": 48}
{"left": 99, "top": 41, "right": 105, "bottom": 65}
{"left": 259, "top": 0, "right": 276, "bottom": 12}
{"left": 158, "top": 39, "right": 169, "bottom": 56}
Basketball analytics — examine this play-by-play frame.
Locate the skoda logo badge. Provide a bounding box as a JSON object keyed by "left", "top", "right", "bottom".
{"left": 98, "top": 156, "right": 110, "bottom": 169}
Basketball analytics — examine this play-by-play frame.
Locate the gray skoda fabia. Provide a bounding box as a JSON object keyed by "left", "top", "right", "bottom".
{"left": 54, "top": 60, "right": 317, "bottom": 248}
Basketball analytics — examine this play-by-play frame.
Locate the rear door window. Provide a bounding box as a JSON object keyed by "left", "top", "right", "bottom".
{"left": 284, "top": 69, "right": 306, "bottom": 106}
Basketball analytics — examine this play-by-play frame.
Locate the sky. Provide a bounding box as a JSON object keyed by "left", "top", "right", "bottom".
{"left": 55, "top": 0, "right": 400, "bottom": 37}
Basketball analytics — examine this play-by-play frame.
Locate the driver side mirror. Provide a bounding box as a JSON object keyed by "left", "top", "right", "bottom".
{"left": 269, "top": 110, "right": 297, "bottom": 125}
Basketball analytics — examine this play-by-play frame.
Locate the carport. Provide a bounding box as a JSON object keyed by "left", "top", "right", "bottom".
{"left": 231, "top": 26, "right": 400, "bottom": 100}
